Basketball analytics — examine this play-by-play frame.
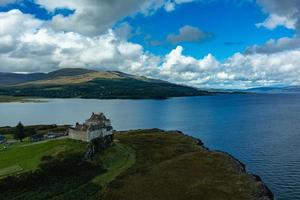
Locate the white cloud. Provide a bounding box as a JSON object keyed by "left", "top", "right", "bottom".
{"left": 256, "top": 0, "right": 300, "bottom": 31}
{"left": 114, "top": 22, "right": 133, "bottom": 40}
{"left": 223, "top": 49, "right": 300, "bottom": 88}
{"left": 158, "top": 46, "right": 222, "bottom": 85}
{"left": 0, "top": 9, "right": 43, "bottom": 53}
{"left": 163, "top": 0, "right": 198, "bottom": 12}
{"left": 256, "top": 14, "right": 296, "bottom": 30}
{"left": 245, "top": 37, "right": 300, "bottom": 54}
{"left": 32, "top": 0, "right": 197, "bottom": 36}
{"left": 0, "top": 9, "right": 42, "bottom": 36}
{"left": 155, "top": 44, "right": 300, "bottom": 89}
{"left": 2, "top": 29, "right": 151, "bottom": 73}
{"left": 164, "top": 1, "right": 176, "bottom": 12}
{"left": 0, "top": 35, "right": 14, "bottom": 53}
{"left": 35, "top": 0, "right": 148, "bottom": 36}
{"left": 167, "top": 25, "right": 213, "bottom": 44}
{"left": 216, "top": 72, "right": 234, "bottom": 80}
{"left": 0, "top": 9, "right": 155, "bottom": 73}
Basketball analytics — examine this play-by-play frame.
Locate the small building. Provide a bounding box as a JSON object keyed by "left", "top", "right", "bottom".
{"left": 0, "top": 134, "right": 6, "bottom": 144}
{"left": 68, "top": 113, "right": 113, "bottom": 142}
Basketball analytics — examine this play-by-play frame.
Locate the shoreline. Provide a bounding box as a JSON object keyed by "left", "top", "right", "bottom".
{"left": 0, "top": 92, "right": 248, "bottom": 103}
{"left": 164, "top": 129, "right": 274, "bottom": 200}
{"left": 215, "top": 150, "right": 274, "bottom": 199}
{"left": 0, "top": 92, "right": 251, "bottom": 104}
{"left": 0, "top": 96, "right": 48, "bottom": 103}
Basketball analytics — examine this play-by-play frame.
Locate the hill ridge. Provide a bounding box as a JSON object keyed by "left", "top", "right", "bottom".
{"left": 0, "top": 68, "right": 211, "bottom": 99}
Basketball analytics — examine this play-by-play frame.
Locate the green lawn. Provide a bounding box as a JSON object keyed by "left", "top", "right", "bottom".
{"left": 0, "top": 139, "right": 87, "bottom": 177}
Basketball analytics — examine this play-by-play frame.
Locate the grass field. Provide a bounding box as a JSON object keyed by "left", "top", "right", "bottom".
{"left": 18, "top": 72, "right": 123, "bottom": 86}
{"left": 0, "top": 139, "right": 87, "bottom": 177}
{"left": 104, "top": 129, "right": 263, "bottom": 200}
{"left": 0, "top": 129, "right": 269, "bottom": 200}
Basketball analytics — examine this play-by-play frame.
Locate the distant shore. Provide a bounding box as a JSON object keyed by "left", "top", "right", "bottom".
{"left": 0, "top": 96, "right": 47, "bottom": 103}
{"left": 0, "top": 92, "right": 251, "bottom": 103}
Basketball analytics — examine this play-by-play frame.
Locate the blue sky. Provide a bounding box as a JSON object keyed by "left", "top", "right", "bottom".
{"left": 127, "top": 1, "right": 294, "bottom": 60}
{"left": 0, "top": 0, "right": 300, "bottom": 89}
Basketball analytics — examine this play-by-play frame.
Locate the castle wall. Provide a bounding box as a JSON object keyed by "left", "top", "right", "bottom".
{"left": 88, "top": 128, "right": 113, "bottom": 141}
{"left": 69, "top": 129, "right": 89, "bottom": 142}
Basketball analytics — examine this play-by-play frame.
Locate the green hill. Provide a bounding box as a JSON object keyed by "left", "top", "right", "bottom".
{"left": 45, "top": 68, "right": 96, "bottom": 79}
{"left": 0, "top": 68, "right": 211, "bottom": 99}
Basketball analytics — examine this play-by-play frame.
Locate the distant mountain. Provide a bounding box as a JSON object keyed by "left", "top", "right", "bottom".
{"left": 0, "top": 68, "right": 95, "bottom": 86}
{"left": 0, "top": 72, "right": 45, "bottom": 85}
{"left": 245, "top": 86, "right": 300, "bottom": 93}
{"left": 0, "top": 68, "right": 212, "bottom": 99}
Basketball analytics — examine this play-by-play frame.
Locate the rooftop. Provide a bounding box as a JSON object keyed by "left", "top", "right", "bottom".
{"left": 73, "top": 112, "right": 111, "bottom": 131}
{"left": 87, "top": 112, "right": 108, "bottom": 122}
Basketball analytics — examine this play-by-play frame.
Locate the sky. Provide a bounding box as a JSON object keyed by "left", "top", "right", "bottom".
{"left": 0, "top": 0, "right": 300, "bottom": 89}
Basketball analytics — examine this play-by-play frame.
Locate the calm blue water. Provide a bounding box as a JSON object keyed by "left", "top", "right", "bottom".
{"left": 0, "top": 94, "right": 300, "bottom": 199}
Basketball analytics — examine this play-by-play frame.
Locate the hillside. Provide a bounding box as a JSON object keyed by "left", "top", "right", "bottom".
{"left": 0, "top": 72, "right": 45, "bottom": 85}
{"left": 0, "top": 129, "right": 273, "bottom": 200}
{"left": 0, "top": 68, "right": 211, "bottom": 99}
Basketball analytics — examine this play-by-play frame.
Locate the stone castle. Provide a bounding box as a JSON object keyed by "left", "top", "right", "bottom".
{"left": 68, "top": 112, "right": 113, "bottom": 142}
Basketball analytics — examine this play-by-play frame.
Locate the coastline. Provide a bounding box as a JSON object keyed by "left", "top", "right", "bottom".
{"left": 0, "top": 95, "right": 208, "bottom": 102}
{"left": 0, "top": 96, "right": 48, "bottom": 103}
{"left": 0, "top": 92, "right": 250, "bottom": 103}
{"left": 173, "top": 129, "right": 274, "bottom": 200}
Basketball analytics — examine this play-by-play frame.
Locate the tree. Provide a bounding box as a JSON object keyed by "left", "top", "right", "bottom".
{"left": 15, "top": 122, "right": 25, "bottom": 142}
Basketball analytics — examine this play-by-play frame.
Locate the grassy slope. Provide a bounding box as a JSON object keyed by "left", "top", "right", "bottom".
{"left": 0, "top": 139, "right": 87, "bottom": 177}
{"left": 18, "top": 72, "right": 123, "bottom": 86}
{"left": 51, "top": 143, "right": 135, "bottom": 200}
{"left": 0, "top": 78, "right": 206, "bottom": 99}
{"left": 105, "top": 130, "right": 261, "bottom": 200}
{"left": 0, "top": 70, "right": 209, "bottom": 99}
{"left": 0, "top": 129, "right": 268, "bottom": 200}
{"left": 91, "top": 144, "right": 135, "bottom": 188}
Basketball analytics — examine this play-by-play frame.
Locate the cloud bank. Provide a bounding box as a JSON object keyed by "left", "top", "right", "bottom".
{"left": 256, "top": 0, "right": 300, "bottom": 31}
{"left": 0, "top": 0, "right": 300, "bottom": 89}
